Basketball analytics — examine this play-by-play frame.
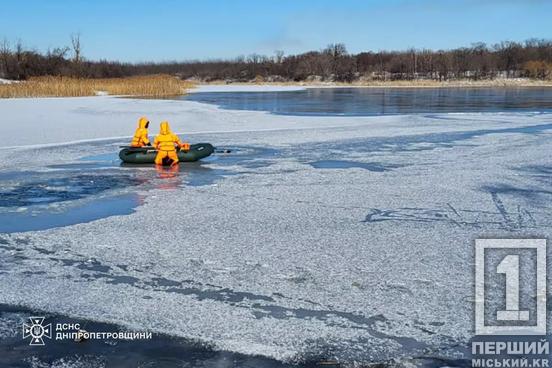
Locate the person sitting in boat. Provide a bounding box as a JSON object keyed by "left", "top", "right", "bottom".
{"left": 153, "top": 121, "right": 190, "bottom": 166}
{"left": 130, "top": 116, "right": 151, "bottom": 147}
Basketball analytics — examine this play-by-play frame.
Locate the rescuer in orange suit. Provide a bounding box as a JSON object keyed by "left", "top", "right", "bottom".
{"left": 130, "top": 116, "right": 151, "bottom": 147}
{"left": 153, "top": 121, "right": 190, "bottom": 166}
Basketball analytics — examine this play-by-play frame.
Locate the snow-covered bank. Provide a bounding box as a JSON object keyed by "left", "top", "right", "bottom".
{"left": 0, "top": 93, "right": 551, "bottom": 364}
{"left": 190, "top": 79, "right": 552, "bottom": 90}
{"left": 0, "top": 78, "right": 17, "bottom": 85}
{"left": 189, "top": 84, "right": 306, "bottom": 93}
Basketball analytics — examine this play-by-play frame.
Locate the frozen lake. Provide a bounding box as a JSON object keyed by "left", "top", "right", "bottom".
{"left": 0, "top": 88, "right": 551, "bottom": 366}
{"left": 185, "top": 87, "right": 552, "bottom": 116}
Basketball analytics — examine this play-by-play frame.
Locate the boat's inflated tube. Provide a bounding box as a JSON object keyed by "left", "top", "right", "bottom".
{"left": 119, "top": 143, "right": 214, "bottom": 164}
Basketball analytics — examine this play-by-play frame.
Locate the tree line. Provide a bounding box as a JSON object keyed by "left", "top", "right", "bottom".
{"left": 1, "top": 36, "right": 552, "bottom": 82}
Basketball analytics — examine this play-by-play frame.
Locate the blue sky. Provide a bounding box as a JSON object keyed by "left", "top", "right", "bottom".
{"left": 0, "top": 0, "right": 550, "bottom": 62}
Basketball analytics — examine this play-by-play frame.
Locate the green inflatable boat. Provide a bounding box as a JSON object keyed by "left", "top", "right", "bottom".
{"left": 119, "top": 143, "right": 215, "bottom": 164}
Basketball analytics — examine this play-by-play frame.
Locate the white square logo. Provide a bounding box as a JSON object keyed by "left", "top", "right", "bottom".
{"left": 475, "top": 239, "right": 547, "bottom": 335}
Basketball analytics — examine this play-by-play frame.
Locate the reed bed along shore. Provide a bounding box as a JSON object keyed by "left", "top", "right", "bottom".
{"left": 0, "top": 75, "right": 193, "bottom": 98}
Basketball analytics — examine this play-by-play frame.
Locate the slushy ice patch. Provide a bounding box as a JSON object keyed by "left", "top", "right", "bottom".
{"left": 0, "top": 170, "right": 145, "bottom": 233}
{"left": 0, "top": 194, "right": 139, "bottom": 233}
{"left": 0, "top": 141, "right": 240, "bottom": 232}
{"left": 304, "top": 122, "right": 552, "bottom": 156}
{"left": 309, "top": 160, "right": 402, "bottom": 172}
{"left": 0, "top": 173, "right": 145, "bottom": 208}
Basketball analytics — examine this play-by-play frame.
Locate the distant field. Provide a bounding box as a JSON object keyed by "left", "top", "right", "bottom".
{"left": 0, "top": 75, "right": 193, "bottom": 98}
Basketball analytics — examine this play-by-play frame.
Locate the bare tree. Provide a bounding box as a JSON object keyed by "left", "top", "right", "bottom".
{"left": 274, "top": 50, "right": 284, "bottom": 64}
{"left": 71, "top": 33, "right": 82, "bottom": 63}
{"left": 0, "top": 39, "right": 10, "bottom": 77}
{"left": 325, "top": 43, "right": 347, "bottom": 58}
{"left": 14, "top": 39, "right": 25, "bottom": 79}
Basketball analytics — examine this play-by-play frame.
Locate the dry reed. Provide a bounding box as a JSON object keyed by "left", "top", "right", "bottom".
{"left": 0, "top": 75, "right": 194, "bottom": 98}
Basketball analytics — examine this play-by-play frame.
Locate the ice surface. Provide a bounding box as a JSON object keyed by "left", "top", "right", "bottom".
{"left": 25, "top": 355, "right": 107, "bottom": 368}
{"left": 0, "top": 93, "right": 522, "bottom": 151}
{"left": 0, "top": 92, "right": 551, "bottom": 364}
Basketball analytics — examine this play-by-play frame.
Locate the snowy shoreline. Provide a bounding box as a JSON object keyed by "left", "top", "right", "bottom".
{"left": 189, "top": 80, "right": 552, "bottom": 91}
{"left": 189, "top": 84, "right": 307, "bottom": 93}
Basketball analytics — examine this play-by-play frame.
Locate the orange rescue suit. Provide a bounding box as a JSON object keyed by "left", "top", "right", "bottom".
{"left": 130, "top": 117, "right": 151, "bottom": 147}
{"left": 153, "top": 121, "right": 184, "bottom": 165}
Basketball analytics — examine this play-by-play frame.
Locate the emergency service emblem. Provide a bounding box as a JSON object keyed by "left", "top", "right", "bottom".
{"left": 23, "top": 317, "right": 52, "bottom": 346}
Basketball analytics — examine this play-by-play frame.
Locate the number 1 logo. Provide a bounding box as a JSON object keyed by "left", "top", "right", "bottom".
{"left": 475, "top": 239, "right": 547, "bottom": 335}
